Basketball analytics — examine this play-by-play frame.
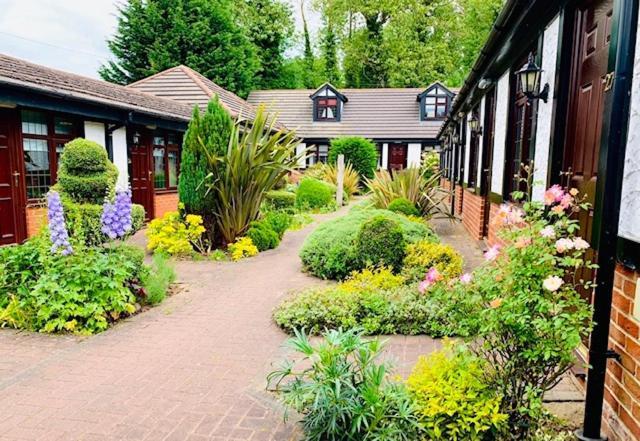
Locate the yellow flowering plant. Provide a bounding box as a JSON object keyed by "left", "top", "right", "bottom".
{"left": 146, "top": 211, "right": 206, "bottom": 256}
{"left": 228, "top": 237, "right": 258, "bottom": 261}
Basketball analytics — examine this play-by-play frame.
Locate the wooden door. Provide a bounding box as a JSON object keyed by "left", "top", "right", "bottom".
{"left": 388, "top": 144, "right": 407, "bottom": 171}
{"left": 128, "top": 131, "right": 154, "bottom": 220}
{"left": 481, "top": 88, "right": 497, "bottom": 236}
{"left": 0, "top": 109, "right": 25, "bottom": 245}
{"left": 564, "top": 0, "right": 613, "bottom": 302}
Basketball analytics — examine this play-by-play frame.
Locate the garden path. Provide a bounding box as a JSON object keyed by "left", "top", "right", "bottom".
{"left": 0, "top": 206, "right": 583, "bottom": 440}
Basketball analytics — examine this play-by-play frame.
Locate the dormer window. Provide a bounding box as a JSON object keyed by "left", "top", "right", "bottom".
{"left": 311, "top": 83, "right": 348, "bottom": 122}
{"left": 418, "top": 83, "right": 455, "bottom": 121}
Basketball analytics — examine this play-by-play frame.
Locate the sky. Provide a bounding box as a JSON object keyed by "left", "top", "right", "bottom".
{"left": 0, "top": 0, "right": 321, "bottom": 79}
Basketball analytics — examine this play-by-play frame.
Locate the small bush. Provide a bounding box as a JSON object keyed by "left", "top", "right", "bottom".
{"left": 296, "top": 177, "right": 336, "bottom": 210}
{"left": 306, "top": 162, "right": 360, "bottom": 198}
{"left": 264, "top": 190, "right": 296, "bottom": 210}
{"left": 388, "top": 198, "right": 420, "bottom": 217}
{"left": 407, "top": 343, "right": 507, "bottom": 440}
{"left": 131, "top": 204, "right": 145, "bottom": 231}
{"left": 146, "top": 211, "right": 206, "bottom": 256}
{"left": 144, "top": 254, "right": 176, "bottom": 305}
{"left": 246, "top": 221, "right": 280, "bottom": 252}
{"left": 263, "top": 211, "right": 292, "bottom": 238}
{"left": 402, "top": 241, "right": 464, "bottom": 283}
{"left": 355, "top": 216, "right": 406, "bottom": 272}
{"left": 228, "top": 237, "right": 258, "bottom": 261}
{"left": 300, "top": 208, "right": 436, "bottom": 280}
{"left": 328, "top": 136, "right": 378, "bottom": 181}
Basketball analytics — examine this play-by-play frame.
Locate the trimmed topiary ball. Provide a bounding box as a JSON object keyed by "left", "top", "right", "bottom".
{"left": 246, "top": 221, "right": 280, "bottom": 251}
{"left": 388, "top": 198, "right": 420, "bottom": 217}
{"left": 402, "top": 241, "right": 464, "bottom": 283}
{"left": 355, "top": 215, "right": 406, "bottom": 272}
{"left": 265, "top": 190, "right": 296, "bottom": 210}
{"left": 328, "top": 137, "right": 378, "bottom": 181}
{"left": 296, "top": 177, "right": 336, "bottom": 210}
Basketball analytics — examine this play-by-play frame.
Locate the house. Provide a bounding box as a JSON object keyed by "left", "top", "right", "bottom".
{"left": 437, "top": 0, "right": 639, "bottom": 439}
{"left": 246, "top": 82, "right": 456, "bottom": 170}
{"left": 0, "top": 55, "right": 260, "bottom": 245}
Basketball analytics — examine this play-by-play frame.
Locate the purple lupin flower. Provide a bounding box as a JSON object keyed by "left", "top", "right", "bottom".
{"left": 47, "top": 191, "right": 73, "bottom": 256}
{"left": 101, "top": 189, "right": 133, "bottom": 240}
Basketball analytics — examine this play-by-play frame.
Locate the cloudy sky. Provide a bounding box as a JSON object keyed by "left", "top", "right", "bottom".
{"left": 0, "top": 0, "right": 320, "bottom": 79}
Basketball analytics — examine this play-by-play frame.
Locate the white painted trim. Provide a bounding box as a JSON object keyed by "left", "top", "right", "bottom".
{"left": 407, "top": 143, "right": 422, "bottom": 168}
{"left": 476, "top": 96, "right": 486, "bottom": 187}
{"left": 382, "top": 143, "right": 389, "bottom": 169}
{"left": 296, "top": 143, "right": 307, "bottom": 168}
{"left": 491, "top": 71, "right": 511, "bottom": 195}
{"left": 83, "top": 121, "right": 105, "bottom": 147}
{"left": 112, "top": 127, "right": 128, "bottom": 189}
{"left": 464, "top": 113, "right": 471, "bottom": 184}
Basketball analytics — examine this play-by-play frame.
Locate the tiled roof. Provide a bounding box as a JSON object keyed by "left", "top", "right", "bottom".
{"left": 247, "top": 86, "right": 458, "bottom": 140}
{"left": 127, "top": 65, "right": 259, "bottom": 122}
{"left": 0, "top": 53, "right": 193, "bottom": 121}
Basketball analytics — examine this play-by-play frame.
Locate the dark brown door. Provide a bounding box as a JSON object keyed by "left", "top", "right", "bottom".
{"left": 564, "top": 0, "right": 613, "bottom": 302}
{"left": 0, "top": 109, "right": 25, "bottom": 245}
{"left": 481, "top": 88, "right": 497, "bottom": 237}
{"left": 388, "top": 144, "right": 407, "bottom": 171}
{"left": 128, "top": 131, "right": 154, "bottom": 220}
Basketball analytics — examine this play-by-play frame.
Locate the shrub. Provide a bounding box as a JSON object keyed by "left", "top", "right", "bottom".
{"left": 407, "top": 343, "right": 507, "bottom": 440}
{"left": 388, "top": 197, "right": 420, "bottom": 217}
{"left": 355, "top": 216, "right": 406, "bottom": 272}
{"left": 228, "top": 237, "right": 258, "bottom": 261}
{"left": 306, "top": 162, "right": 360, "bottom": 198}
{"left": 146, "top": 211, "right": 206, "bottom": 256}
{"left": 57, "top": 138, "right": 118, "bottom": 204}
{"left": 246, "top": 221, "right": 280, "bottom": 251}
{"left": 267, "top": 329, "right": 420, "bottom": 441}
{"left": 131, "top": 204, "right": 145, "bottom": 231}
{"left": 143, "top": 254, "right": 176, "bottom": 305}
{"left": 295, "top": 177, "right": 336, "bottom": 210}
{"left": 263, "top": 211, "right": 292, "bottom": 238}
{"left": 328, "top": 136, "right": 378, "bottom": 181}
{"left": 300, "top": 208, "right": 437, "bottom": 280}
{"left": 402, "top": 241, "right": 464, "bottom": 283}
{"left": 264, "top": 190, "right": 296, "bottom": 210}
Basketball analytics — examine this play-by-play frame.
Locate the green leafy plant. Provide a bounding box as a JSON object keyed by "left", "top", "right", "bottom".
{"left": 328, "top": 136, "right": 378, "bottom": 181}
{"left": 407, "top": 342, "right": 507, "bottom": 440}
{"left": 387, "top": 197, "right": 420, "bottom": 217}
{"left": 355, "top": 216, "right": 406, "bottom": 272}
{"left": 246, "top": 220, "right": 280, "bottom": 252}
{"left": 402, "top": 241, "right": 464, "bottom": 283}
{"left": 300, "top": 208, "right": 437, "bottom": 280}
{"left": 267, "top": 328, "right": 420, "bottom": 441}
{"left": 143, "top": 254, "right": 176, "bottom": 305}
{"left": 296, "top": 177, "right": 336, "bottom": 210}
{"left": 146, "top": 211, "right": 207, "bottom": 256}
{"left": 305, "top": 162, "right": 360, "bottom": 198}
{"left": 264, "top": 190, "right": 296, "bottom": 210}
{"left": 263, "top": 211, "right": 292, "bottom": 238}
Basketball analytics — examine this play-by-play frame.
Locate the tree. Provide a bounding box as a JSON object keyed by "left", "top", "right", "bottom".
{"left": 301, "top": 0, "right": 319, "bottom": 88}
{"left": 100, "top": 0, "right": 259, "bottom": 97}
{"left": 238, "top": 0, "right": 296, "bottom": 89}
{"left": 320, "top": 18, "right": 341, "bottom": 85}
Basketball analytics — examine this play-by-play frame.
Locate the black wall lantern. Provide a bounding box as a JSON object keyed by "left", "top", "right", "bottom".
{"left": 452, "top": 131, "right": 460, "bottom": 145}
{"left": 516, "top": 52, "right": 549, "bottom": 103}
{"left": 469, "top": 114, "right": 482, "bottom": 135}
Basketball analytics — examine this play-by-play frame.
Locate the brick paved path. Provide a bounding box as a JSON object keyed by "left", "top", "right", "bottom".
{"left": 0, "top": 205, "right": 438, "bottom": 441}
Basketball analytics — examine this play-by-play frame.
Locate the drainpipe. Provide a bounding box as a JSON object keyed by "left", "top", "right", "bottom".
{"left": 577, "top": 0, "right": 637, "bottom": 439}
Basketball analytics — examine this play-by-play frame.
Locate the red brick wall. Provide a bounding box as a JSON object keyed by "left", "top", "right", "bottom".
{"left": 455, "top": 186, "right": 464, "bottom": 215}
{"left": 603, "top": 265, "right": 640, "bottom": 441}
{"left": 441, "top": 178, "right": 452, "bottom": 206}
{"left": 460, "top": 189, "right": 486, "bottom": 241}
{"left": 154, "top": 193, "right": 179, "bottom": 219}
{"left": 485, "top": 202, "right": 506, "bottom": 248}
{"left": 26, "top": 206, "right": 47, "bottom": 238}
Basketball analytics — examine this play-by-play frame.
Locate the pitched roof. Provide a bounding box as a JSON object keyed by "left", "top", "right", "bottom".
{"left": 127, "top": 65, "right": 259, "bottom": 122}
{"left": 247, "top": 86, "right": 458, "bottom": 140}
{"left": 0, "top": 53, "right": 193, "bottom": 122}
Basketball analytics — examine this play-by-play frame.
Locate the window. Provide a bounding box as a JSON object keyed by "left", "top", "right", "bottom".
{"left": 306, "top": 144, "right": 330, "bottom": 167}
{"left": 152, "top": 131, "right": 181, "bottom": 190}
{"left": 420, "top": 84, "right": 452, "bottom": 121}
{"left": 315, "top": 98, "right": 338, "bottom": 121}
{"left": 21, "top": 110, "right": 78, "bottom": 199}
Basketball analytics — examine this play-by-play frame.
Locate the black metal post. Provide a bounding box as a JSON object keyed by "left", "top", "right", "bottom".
{"left": 578, "top": 0, "right": 637, "bottom": 439}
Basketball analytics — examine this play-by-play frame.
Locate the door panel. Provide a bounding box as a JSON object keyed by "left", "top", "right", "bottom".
{"left": 564, "top": 0, "right": 613, "bottom": 303}
{"left": 388, "top": 144, "right": 407, "bottom": 171}
{"left": 0, "top": 109, "right": 24, "bottom": 245}
{"left": 128, "top": 132, "right": 154, "bottom": 220}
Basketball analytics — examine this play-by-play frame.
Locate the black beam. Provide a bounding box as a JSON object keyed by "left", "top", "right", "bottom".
{"left": 578, "top": 0, "right": 638, "bottom": 439}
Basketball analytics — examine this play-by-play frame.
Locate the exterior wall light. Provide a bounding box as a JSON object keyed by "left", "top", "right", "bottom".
{"left": 516, "top": 52, "right": 549, "bottom": 103}
{"left": 452, "top": 132, "right": 460, "bottom": 145}
{"left": 469, "top": 114, "right": 482, "bottom": 135}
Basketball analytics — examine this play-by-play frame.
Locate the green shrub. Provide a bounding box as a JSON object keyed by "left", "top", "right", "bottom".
{"left": 407, "top": 343, "right": 507, "bottom": 439}
{"left": 267, "top": 329, "right": 420, "bottom": 441}
{"left": 264, "top": 190, "right": 296, "bottom": 210}
{"left": 263, "top": 211, "right": 292, "bottom": 238}
{"left": 246, "top": 221, "right": 280, "bottom": 251}
{"left": 57, "top": 138, "right": 118, "bottom": 204}
{"left": 300, "top": 208, "right": 437, "bottom": 280}
{"left": 388, "top": 197, "right": 420, "bottom": 217}
{"left": 143, "top": 254, "right": 176, "bottom": 305}
{"left": 295, "top": 177, "right": 336, "bottom": 210}
{"left": 355, "top": 216, "right": 406, "bottom": 272}
{"left": 402, "top": 241, "right": 464, "bottom": 283}
{"left": 328, "top": 136, "right": 378, "bottom": 180}
{"left": 131, "top": 204, "right": 145, "bottom": 232}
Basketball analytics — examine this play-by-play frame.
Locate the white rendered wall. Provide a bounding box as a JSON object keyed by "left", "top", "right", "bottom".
{"left": 407, "top": 143, "right": 422, "bottom": 168}
{"left": 476, "top": 96, "right": 485, "bottom": 187}
{"left": 112, "top": 127, "right": 128, "bottom": 189}
{"left": 84, "top": 121, "right": 105, "bottom": 146}
{"left": 296, "top": 143, "right": 307, "bottom": 168}
{"left": 491, "top": 71, "right": 511, "bottom": 195}
{"left": 464, "top": 113, "right": 471, "bottom": 184}
{"left": 618, "top": 13, "right": 640, "bottom": 243}
{"left": 532, "top": 16, "right": 560, "bottom": 202}
{"left": 382, "top": 143, "right": 389, "bottom": 169}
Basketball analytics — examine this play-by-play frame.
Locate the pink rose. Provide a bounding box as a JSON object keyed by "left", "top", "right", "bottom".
{"left": 484, "top": 245, "right": 501, "bottom": 261}
{"left": 555, "top": 238, "right": 574, "bottom": 253}
{"left": 460, "top": 273, "right": 473, "bottom": 284}
{"left": 544, "top": 185, "right": 565, "bottom": 206}
{"left": 540, "top": 226, "right": 556, "bottom": 238}
{"left": 573, "top": 237, "right": 590, "bottom": 250}
{"left": 515, "top": 237, "right": 532, "bottom": 249}
{"left": 543, "top": 275, "right": 564, "bottom": 292}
